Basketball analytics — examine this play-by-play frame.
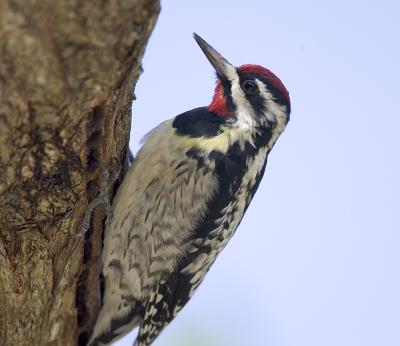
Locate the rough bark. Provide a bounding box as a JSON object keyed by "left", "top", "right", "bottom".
{"left": 0, "top": 1, "right": 160, "bottom": 345}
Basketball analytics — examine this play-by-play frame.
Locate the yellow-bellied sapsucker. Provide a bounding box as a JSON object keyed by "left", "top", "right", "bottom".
{"left": 89, "top": 33, "right": 291, "bottom": 346}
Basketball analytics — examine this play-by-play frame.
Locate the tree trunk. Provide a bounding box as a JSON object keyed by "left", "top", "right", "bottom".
{"left": 0, "top": 1, "right": 160, "bottom": 345}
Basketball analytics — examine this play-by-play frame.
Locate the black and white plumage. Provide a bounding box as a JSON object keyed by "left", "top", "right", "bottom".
{"left": 89, "top": 33, "right": 291, "bottom": 346}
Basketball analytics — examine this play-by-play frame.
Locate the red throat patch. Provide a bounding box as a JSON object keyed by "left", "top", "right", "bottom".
{"left": 207, "top": 82, "right": 233, "bottom": 117}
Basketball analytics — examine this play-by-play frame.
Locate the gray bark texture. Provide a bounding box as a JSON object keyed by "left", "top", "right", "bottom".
{"left": 0, "top": 1, "right": 160, "bottom": 345}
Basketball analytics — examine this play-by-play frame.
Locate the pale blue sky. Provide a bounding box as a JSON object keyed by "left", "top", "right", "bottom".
{"left": 116, "top": 1, "right": 400, "bottom": 345}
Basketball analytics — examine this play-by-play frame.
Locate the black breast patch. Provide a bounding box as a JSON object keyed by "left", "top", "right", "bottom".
{"left": 172, "top": 107, "right": 228, "bottom": 138}
{"left": 186, "top": 149, "right": 248, "bottom": 240}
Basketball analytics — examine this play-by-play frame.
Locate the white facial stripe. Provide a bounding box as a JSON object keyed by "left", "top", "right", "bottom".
{"left": 230, "top": 73, "right": 256, "bottom": 130}
{"left": 224, "top": 64, "right": 240, "bottom": 81}
{"left": 224, "top": 72, "right": 257, "bottom": 148}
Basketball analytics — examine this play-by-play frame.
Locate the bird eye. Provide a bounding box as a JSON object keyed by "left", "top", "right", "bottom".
{"left": 242, "top": 80, "right": 258, "bottom": 94}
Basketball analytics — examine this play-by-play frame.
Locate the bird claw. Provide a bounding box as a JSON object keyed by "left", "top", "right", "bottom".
{"left": 79, "top": 161, "right": 121, "bottom": 237}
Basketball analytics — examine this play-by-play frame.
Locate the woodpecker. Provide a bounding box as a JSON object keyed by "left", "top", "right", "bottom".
{"left": 89, "top": 33, "right": 291, "bottom": 346}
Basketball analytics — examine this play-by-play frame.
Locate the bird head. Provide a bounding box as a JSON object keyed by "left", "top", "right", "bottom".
{"left": 194, "top": 33, "right": 290, "bottom": 144}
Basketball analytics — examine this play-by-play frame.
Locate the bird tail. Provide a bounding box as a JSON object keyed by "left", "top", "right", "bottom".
{"left": 87, "top": 291, "right": 142, "bottom": 346}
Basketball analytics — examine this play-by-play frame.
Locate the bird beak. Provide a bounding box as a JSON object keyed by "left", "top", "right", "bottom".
{"left": 193, "top": 33, "right": 236, "bottom": 81}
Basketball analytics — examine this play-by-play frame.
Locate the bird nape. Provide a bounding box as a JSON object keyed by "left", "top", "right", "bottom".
{"left": 88, "top": 33, "right": 290, "bottom": 346}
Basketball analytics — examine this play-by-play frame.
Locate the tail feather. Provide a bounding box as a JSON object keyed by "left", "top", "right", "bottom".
{"left": 88, "top": 293, "right": 142, "bottom": 346}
